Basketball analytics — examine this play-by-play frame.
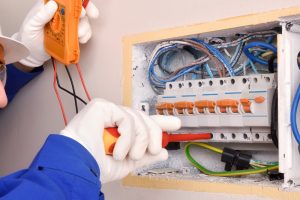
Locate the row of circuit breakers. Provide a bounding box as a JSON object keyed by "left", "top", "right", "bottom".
{"left": 154, "top": 73, "right": 276, "bottom": 143}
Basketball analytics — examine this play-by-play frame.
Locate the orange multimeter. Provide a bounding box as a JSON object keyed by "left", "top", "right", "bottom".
{"left": 44, "top": 0, "right": 83, "bottom": 65}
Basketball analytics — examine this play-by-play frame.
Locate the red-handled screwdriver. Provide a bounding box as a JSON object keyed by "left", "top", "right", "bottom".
{"left": 103, "top": 127, "right": 212, "bottom": 155}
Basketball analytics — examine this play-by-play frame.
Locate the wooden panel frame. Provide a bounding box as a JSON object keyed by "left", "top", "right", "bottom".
{"left": 123, "top": 176, "right": 300, "bottom": 200}
{"left": 122, "top": 6, "right": 300, "bottom": 199}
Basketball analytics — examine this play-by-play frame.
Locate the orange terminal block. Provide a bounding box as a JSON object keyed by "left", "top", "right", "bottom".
{"left": 216, "top": 99, "right": 239, "bottom": 113}
{"left": 156, "top": 102, "right": 174, "bottom": 115}
{"left": 103, "top": 127, "right": 213, "bottom": 155}
{"left": 194, "top": 100, "right": 215, "bottom": 113}
{"left": 174, "top": 101, "right": 194, "bottom": 114}
{"left": 240, "top": 98, "right": 252, "bottom": 113}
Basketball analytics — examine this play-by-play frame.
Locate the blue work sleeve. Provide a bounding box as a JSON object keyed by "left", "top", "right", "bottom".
{"left": 0, "top": 134, "right": 104, "bottom": 200}
{"left": 4, "top": 64, "right": 44, "bottom": 103}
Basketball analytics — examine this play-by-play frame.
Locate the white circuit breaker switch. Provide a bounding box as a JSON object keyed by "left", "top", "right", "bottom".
{"left": 156, "top": 74, "right": 276, "bottom": 128}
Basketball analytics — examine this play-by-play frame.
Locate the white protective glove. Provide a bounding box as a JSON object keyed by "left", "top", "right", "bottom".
{"left": 12, "top": 0, "right": 99, "bottom": 67}
{"left": 60, "top": 99, "right": 181, "bottom": 184}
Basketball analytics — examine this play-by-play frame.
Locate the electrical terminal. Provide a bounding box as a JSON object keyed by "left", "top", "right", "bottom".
{"left": 193, "top": 131, "right": 272, "bottom": 143}
{"left": 211, "top": 132, "right": 253, "bottom": 142}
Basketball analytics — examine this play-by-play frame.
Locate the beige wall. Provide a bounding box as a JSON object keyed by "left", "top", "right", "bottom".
{"left": 1, "top": 0, "right": 300, "bottom": 199}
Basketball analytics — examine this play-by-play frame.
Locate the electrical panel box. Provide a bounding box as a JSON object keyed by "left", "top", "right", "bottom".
{"left": 122, "top": 6, "right": 300, "bottom": 199}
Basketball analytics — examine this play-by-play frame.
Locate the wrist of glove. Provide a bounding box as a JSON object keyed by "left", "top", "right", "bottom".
{"left": 60, "top": 99, "right": 181, "bottom": 184}
{"left": 13, "top": 0, "right": 99, "bottom": 68}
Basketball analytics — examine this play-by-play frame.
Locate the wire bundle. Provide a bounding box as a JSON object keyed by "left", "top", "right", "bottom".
{"left": 148, "top": 31, "right": 278, "bottom": 93}
{"left": 212, "top": 30, "right": 277, "bottom": 48}
{"left": 185, "top": 142, "right": 279, "bottom": 176}
{"left": 243, "top": 41, "right": 277, "bottom": 66}
{"left": 215, "top": 33, "right": 277, "bottom": 75}
{"left": 148, "top": 40, "right": 231, "bottom": 93}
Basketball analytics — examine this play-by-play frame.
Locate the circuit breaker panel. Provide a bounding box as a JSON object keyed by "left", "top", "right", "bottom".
{"left": 156, "top": 74, "right": 276, "bottom": 143}
{"left": 132, "top": 30, "right": 279, "bottom": 142}
{"left": 127, "top": 14, "right": 300, "bottom": 190}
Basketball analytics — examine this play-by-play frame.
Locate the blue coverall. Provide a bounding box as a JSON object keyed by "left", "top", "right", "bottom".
{"left": 0, "top": 64, "right": 104, "bottom": 199}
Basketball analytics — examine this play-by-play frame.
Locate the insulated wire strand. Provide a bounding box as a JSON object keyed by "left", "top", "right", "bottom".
{"left": 190, "top": 39, "right": 233, "bottom": 76}
{"left": 52, "top": 58, "right": 68, "bottom": 125}
{"left": 234, "top": 48, "right": 272, "bottom": 75}
{"left": 56, "top": 75, "right": 87, "bottom": 105}
{"left": 250, "top": 163, "right": 266, "bottom": 168}
{"left": 261, "top": 51, "right": 274, "bottom": 58}
{"left": 184, "top": 142, "right": 279, "bottom": 176}
{"left": 76, "top": 63, "right": 92, "bottom": 101}
{"left": 243, "top": 42, "right": 277, "bottom": 66}
{"left": 291, "top": 84, "right": 300, "bottom": 145}
{"left": 194, "top": 142, "right": 223, "bottom": 154}
{"left": 213, "top": 31, "right": 277, "bottom": 48}
{"left": 233, "top": 36, "right": 275, "bottom": 75}
{"left": 204, "top": 63, "right": 214, "bottom": 78}
{"left": 229, "top": 42, "right": 244, "bottom": 67}
{"left": 250, "top": 160, "right": 278, "bottom": 166}
{"left": 52, "top": 61, "right": 90, "bottom": 125}
{"left": 192, "top": 143, "right": 278, "bottom": 166}
{"left": 65, "top": 66, "right": 79, "bottom": 113}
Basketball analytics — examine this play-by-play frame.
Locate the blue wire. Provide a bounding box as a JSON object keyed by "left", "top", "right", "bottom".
{"left": 291, "top": 84, "right": 300, "bottom": 145}
{"left": 148, "top": 45, "right": 178, "bottom": 87}
{"left": 235, "top": 37, "right": 275, "bottom": 74}
{"left": 266, "top": 36, "right": 275, "bottom": 44}
{"left": 149, "top": 58, "right": 200, "bottom": 85}
{"left": 148, "top": 38, "right": 253, "bottom": 88}
{"left": 148, "top": 40, "right": 234, "bottom": 88}
{"left": 243, "top": 41, "right": 277, "bottom": 65}
{"left": 191, "top": 66, "right": 201, "bottom": 80}
{"left": 230, "top": 43, "right": 242, "bottom": 66}
{"left": 191, "top": 73, "right": 197, "bottom": 80}
{"left": 204, "top": 63, "right": 214, "bottom": 78}
{"left": 249, "top": 60, "right": 259, "bottom": 74}
{"left": 158, "top": 51, "right": 174, "bottom": 71}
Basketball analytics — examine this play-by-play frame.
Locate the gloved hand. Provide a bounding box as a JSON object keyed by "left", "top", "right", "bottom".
{"left": 60, "top": 99, "right": 181, "bottom": 184}
{"left": 12, "top": 0, "right": 99, "bottom": 67}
